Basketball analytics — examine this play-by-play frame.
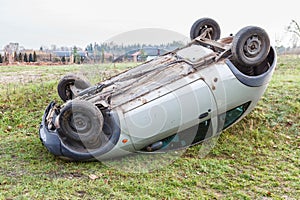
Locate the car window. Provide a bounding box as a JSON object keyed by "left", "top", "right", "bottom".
{"left": 154, "top": 119, "right": 213, "bottom": 151}
{"left": 218, "top": 102, "right": 251, "bottom": 131}
{"left": 192, "top": 119, "right": 212, "bottom": 144}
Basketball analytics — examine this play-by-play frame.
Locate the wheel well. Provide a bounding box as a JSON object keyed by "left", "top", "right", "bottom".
{"left": 226, "top": 47, "right": 276, "bottom": 87}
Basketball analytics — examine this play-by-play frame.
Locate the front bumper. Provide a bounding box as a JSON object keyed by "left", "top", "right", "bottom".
{"left": 39, "top": 102, "right": 62, "bottom": 156}
{"left": 39, "top": 102, "right": 97, "bottom": 161}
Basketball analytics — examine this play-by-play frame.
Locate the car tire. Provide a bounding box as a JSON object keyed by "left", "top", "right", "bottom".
{"left": 190, "top": 18, "right": 221, "bottom": 40}
{"left": 231, "top": 26, "right": 270, "bottom": 68}
{"left": 58, "top": 100, "right": 105, "bottom": 149}
{"left": 57, "top": 74, "right": 91, "bottom": 102}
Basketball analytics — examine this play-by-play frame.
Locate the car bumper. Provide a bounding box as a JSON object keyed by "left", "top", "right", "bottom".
{"left": 39, "top": 102, "right": 97, "bottom": 161}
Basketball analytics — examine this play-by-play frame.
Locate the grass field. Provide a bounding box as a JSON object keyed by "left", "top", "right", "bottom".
{"left": 0, "top": 57, "right": 299, "bottom": 199}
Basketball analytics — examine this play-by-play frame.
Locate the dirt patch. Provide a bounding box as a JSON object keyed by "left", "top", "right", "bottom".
{"left": 0, "top": 71, "right": 59, "bottom": 85}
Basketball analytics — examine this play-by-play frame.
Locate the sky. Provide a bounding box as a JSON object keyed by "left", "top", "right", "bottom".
{"left": 0, "top": 0, "right": 299, "bottom": 50}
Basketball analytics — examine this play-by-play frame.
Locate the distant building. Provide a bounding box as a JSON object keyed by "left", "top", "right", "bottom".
{"left": 52, "top": 51, "right": 86, "bottom": 63}
{"left": 53, "top": 51, "right": 85, "bottom": 58}
{"left": 2, "top": 43, "right": 20, "bottom": 63}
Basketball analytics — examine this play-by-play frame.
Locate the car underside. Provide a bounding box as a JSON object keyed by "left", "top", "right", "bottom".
{"left": 39, "top": 18, "right": 277, "bottom": 161}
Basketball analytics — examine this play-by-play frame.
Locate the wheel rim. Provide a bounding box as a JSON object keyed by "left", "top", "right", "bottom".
{"left": 59, "top": 101, "right": 104, "bottom": 143}
{"left": 70, "top": 112, "right": 92, "bottom": 133}
{"left": 243, "top": 35, "right": 262, "bottom": 58}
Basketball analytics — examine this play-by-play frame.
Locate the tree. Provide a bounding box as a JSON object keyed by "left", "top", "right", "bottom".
{"left": 86, "top": 43, "right": 93, "bottom": 52}
{"left": 4, "top": 53, "right": 8, "bottom": 63}
{"left": 290, "top": 34, "right": 299, "bottom": 48}
{"left": 101, "top": 48, "right": 105, "bottom": 63}
{"left": 139, "top": 49, "right": 148, "bottom": 62}
{"left": 287, "top": 20, "right": 300, "bottom": 38}
{"left": 24, "top": 53, "right": 28, "bottom": 62}
{"left": 33, "top": 51, "right": 37, "bottom": 62}
{"left": 72, "top": 46, "right": 81, "bottom": 64}
{"left": 29, "top": 53, "right": 33, "bottom": 62}
{"left": 13, "top": 51, "right": 18, "bottom": 62}
{"left": 18, "top": 53, "right": 23, "bottom": 62}
{"left": 287, "top": 20, "right": 300, "bottom": 47}
{"left": 61, "top": 56, "right": 66, "bottom": 64}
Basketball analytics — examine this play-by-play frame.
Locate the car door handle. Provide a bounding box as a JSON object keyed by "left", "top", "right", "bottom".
{"left": 199, "top": 112, "right": 209, "bottom": 119}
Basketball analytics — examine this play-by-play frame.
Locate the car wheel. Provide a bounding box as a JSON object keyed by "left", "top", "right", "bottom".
{"left": 58, "top": 100, "right": 106, "bottom": 149}
{"left": 231, "top": 26, "right": 270, "bottom": 68}
{"left": 190, "top": 18, "right": 221, "bottom": 40}
{"left": 57, "top": 74, "right": 91, "bottom": 102}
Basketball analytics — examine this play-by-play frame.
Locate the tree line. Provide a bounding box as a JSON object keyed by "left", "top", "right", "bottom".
{"left": 85, "top": 41, "right": 186, "bottom": 55}
{"left": 0, "top": 51, "right": 37, "bottom": 63}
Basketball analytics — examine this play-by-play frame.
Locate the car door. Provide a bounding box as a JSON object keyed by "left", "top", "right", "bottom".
{"left": 123, "top": 78, "right": 218, "bottom": 151}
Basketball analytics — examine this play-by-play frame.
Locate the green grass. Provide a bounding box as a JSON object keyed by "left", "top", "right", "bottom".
{"left": 0, "top": 58, "right": 299, "bottom": 199}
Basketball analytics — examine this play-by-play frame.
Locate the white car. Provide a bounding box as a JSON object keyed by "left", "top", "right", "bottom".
{"left": 39, "top": 18, "right": 276, "bottom": 161}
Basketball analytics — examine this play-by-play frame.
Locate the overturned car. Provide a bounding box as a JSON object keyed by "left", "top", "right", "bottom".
{"left": 39, "top": 18, "right": 276, "bottom": 161}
